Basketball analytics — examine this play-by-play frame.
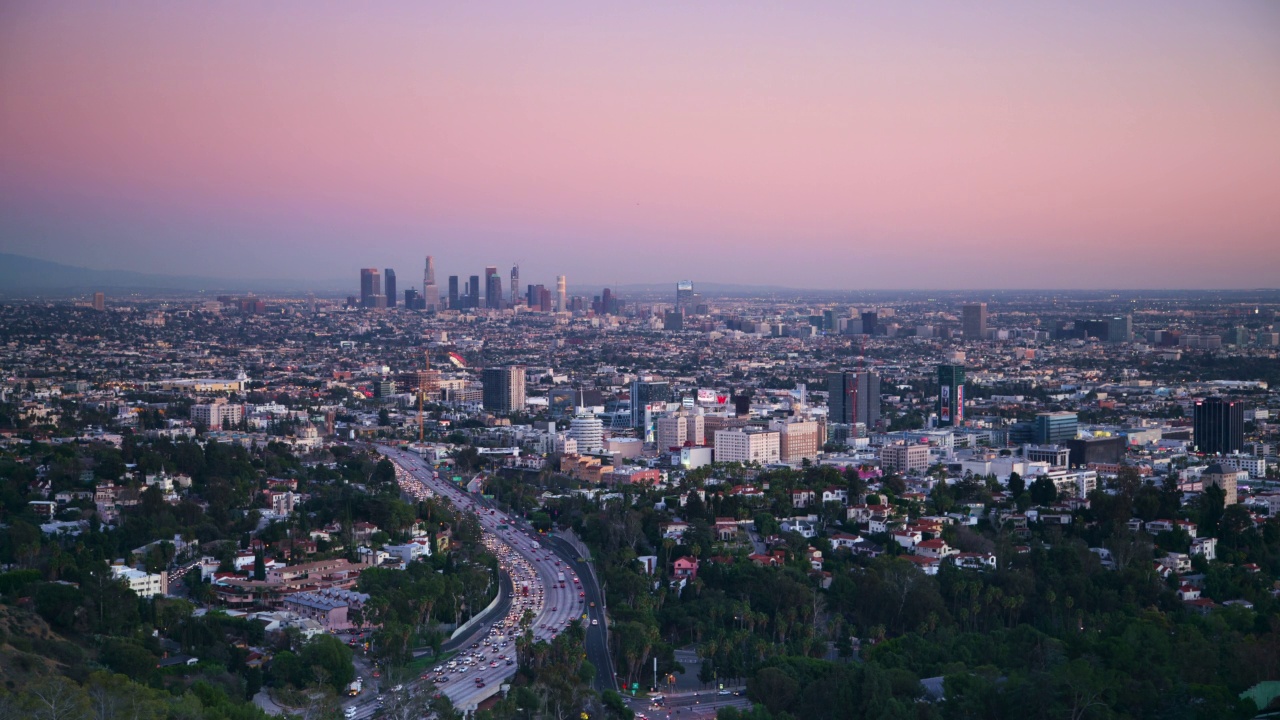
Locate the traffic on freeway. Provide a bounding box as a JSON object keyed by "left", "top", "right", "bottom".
{"left": 380, "top": 446, "right": 599, "bottom": 711}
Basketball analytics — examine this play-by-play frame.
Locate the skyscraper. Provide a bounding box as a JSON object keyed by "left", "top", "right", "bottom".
{"left": 861, "top": 311, "right": 878, "bottom": 336}
{"left": 630, "top": 380, "right": 671, "bottom": 429}
{"left": 485, "top": 273, "right": 503, "bottom": 309}
{"left": 360, "top": 268, "right": 381, "bottom": 308}
{"left": 556, "top": 275, "right": 567, "bottom": 312}
{"left": 92, "top": 292, "right": 105, "bottom": 311}
{"left": 510, "top": 265, "right": 520, "bottom": 307}
{"left": 826, "top": 370, "right": 881, "bottom": 428}
{"left": 384, "top": 268, "right": 397, "bottom": 308}
{"left": 676, "top": 280, "right": 693, "bottom": 311}
{"left": 482, "top": 365, "right": 526, "bottom": 415}
{"left": 1193, "top": 397, "right": 1244, "bottom": 455}
{"left": 1107, "top": 315, "right": 1133, "bottom": 343}
{"left": 937, "top": 364, "right": 965, "bottom": 427}
{"left": 468, "top": 275, "right": 480, "bottom": 308}
{"left": 423, "top": 256, "right": 439, "bottom": 311}
{"left": 962, "top": 303, "right": 987, "bottom": 340}
{"left": 447, "top": 275, "right": 459, "bottom": 309}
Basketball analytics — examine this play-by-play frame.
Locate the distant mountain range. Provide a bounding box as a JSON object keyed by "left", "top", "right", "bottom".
{"left": 0, "top": 253, "right": 346, "bottom": 295}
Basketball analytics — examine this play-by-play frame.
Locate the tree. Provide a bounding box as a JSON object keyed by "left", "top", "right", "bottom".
{"left": 299, "top": 635, "right": 355, "bottom": 692}
{"left": 24, "top": 677, "right": 89, "bottom": 720}
{"left": 1008, "top": 472, "right": 1024, "bottom": 498}
{"left": 1029, "top": 476, "right": 1057, "bottom": 506}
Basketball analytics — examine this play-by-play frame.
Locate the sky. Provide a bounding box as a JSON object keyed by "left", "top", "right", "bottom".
{"left": 1, "top": 1, "right": 1279, "bottom": 291}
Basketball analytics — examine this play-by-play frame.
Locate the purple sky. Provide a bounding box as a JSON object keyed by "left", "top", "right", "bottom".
{"left": 2, "top": 2, "right": 1278, "bottom": 289}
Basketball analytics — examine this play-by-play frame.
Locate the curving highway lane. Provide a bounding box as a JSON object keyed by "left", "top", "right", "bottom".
{"left": 380, "top": 446, "right": 597, "bottom": 713}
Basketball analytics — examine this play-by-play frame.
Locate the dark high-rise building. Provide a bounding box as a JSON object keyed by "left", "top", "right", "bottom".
{"left": 468, "top": 275, "right": 480, "bottom": 308}
{"left": 937, "top": 364, "right": 965, "bottom": 427}
{"left": 826, "top": 370, "right": 881, "bottom": 428}
{"left": 663, "top": 311, "right": 684, "bottom": 331}
{"left": 482, "top": 365, "right": 526, "bottom": 415}
{"left": 510, "top": 265, "right": 520, "bottom": 307}
{"left": 1107, "top": 315, "right": 1133, "bottom": 343}
{"left": 861, "top": 311, "right": 878, "bottom": 336}
{"left": 630, "top": 380, "right": 671, "bottom": 428}
{"left": 676, "top": 280, "right": 693, "bottom": 312}
{"left": 1193, "top": 397, "right": 1244, "bottom": 455}
{"left": 384, "top": 268, "right": 397, "bottom": 308}
{"left": 404, "top": 288, "right": 422, "bottom": 309}
{"left": 448, "top": 275, "right": 460, "bottom": 309}
{"left": 601, "top": 288, "right": 614, "bottom": 315}
{"left": 962, "top": 303, "right": 987, "bottom": 340}
{"left": 486, "top": 273, "right": 503, "bottom": 309}
{"left": 538, "top": 286, "right": 552, "bottom": 312}
{"left": 360, "top": 268, "right": 381, "bottom": 308}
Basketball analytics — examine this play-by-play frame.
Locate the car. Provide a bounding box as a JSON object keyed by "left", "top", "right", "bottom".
{"left": 591, "top": 619, "right": 599, "bottom": 626}
{"left": 590, "top": 602, "right": 596, "bottom": 608}
{"left": 718, "top": 689, "right": 732, "bottom": 696}
{"left": 580, "top": 592, "right": 585, "bottom": 597}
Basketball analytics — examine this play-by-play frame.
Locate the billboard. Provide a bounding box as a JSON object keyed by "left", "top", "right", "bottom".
{"left": 696, "top": 388, "right": 718, "bottom": 405}
{"left": 955, "top": 385, "right": 965, "bottom": 423}
{"left": 940, "top": 385, "right": 950, "bottom": 421}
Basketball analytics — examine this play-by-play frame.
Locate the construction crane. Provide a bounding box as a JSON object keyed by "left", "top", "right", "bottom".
{"left": 416, "top": 350, "right": 440, "bottom": 443}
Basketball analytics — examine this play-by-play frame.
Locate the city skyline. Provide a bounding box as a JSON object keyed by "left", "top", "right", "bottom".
{"left": 2, "top": 2, "right": 1279, "bottom": 289}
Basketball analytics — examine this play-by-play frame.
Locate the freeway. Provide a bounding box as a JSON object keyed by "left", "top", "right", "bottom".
{"left": 380, "top": 446, "right": 598, "bottom": 712}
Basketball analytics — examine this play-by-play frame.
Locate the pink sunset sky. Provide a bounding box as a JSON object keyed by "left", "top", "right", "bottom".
{"left": 1, "top": 1, "right": 1278, "bottom": 289}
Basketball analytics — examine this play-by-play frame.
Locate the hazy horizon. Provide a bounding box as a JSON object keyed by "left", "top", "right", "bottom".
{"left": 2, "top": 2, "right": 1278, "bottom": 290}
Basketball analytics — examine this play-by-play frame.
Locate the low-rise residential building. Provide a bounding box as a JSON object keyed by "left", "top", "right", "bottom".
{"left": 111, "top": 563, "right": 168, "bottom": 597}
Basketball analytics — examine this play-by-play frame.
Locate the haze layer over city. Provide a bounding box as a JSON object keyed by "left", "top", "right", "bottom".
{"left": 2, "top": 3, "right": 1280, "bottom": 720}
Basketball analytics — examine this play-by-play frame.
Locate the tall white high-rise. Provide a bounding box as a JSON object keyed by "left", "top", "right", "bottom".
{"left": 423, "top": 256, "right": 439, "bottom": 311}
{"left": 556, "top": 275, "right": 567, "bottom": 312}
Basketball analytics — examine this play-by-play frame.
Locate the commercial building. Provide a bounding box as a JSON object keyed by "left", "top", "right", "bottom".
{"left": 937, "top": 364, "right": 965, "bottom": 427}
{"left": 423, "top": 256, "right": 440, "bottom": 311}
{"left": 191, "top": 399, "right": 244, "bottom": 430}
{"left": 384, "top": 268, "right": 397, "bottom": 308}
{"left": 880, "top": 442, "right": 929, "bottom": 475}
{"left": 1022, "top": 444, "right": 1070, "bottom": 470}
{"left": 567, "top": 415, "right": 604, "bottom": 453}
{"left": 962, "top": 303, "right": 987, "bottom": 340}
{"left": 1107, "top": 315, "right": 1133, "bottom": 343}
{"left": 676, "top": 281, "right": 694, "bottom": 312}
{"left": 713, "top": 428, "right": 780, "bottom": 465}
{"left": 1201, "top": 463, "right": 1239, "bottom": 506}
{"left": 93, "top": 292, "right": 105, "bottom": 311}
{"left": 827, "top": 370, "right": 881, "bottom": 428}
{"left": 776, "top": 419, "right": 821, "bottom": 465}
{"left": 359, "top": 268, "right": 383, "bottom": 308}
{"left": 657, "top": 414, "right": 705, "bottom": 451}
{"left": 1066, "top": 436, "right": 1126, "bottom": 467}
{"left": 1193, "top": 397, "right": 1244, "bottom": 456}
{"left": 482, "top": 365, "right": 526, "bottom": 415}
{"left": 556, "top": 275, "right": 567, "bottom": 312}
{"left": 447, "top": 275, "right": 459, "bottom": 309}
{"left": 631, "top": 380, "right": 671, "bottom": 429}
{"left": 1033, "top": 412, "right": 1078, "bottom": 445}
{"left": 485, "top": 267, "right": 502, "bottom": 309}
